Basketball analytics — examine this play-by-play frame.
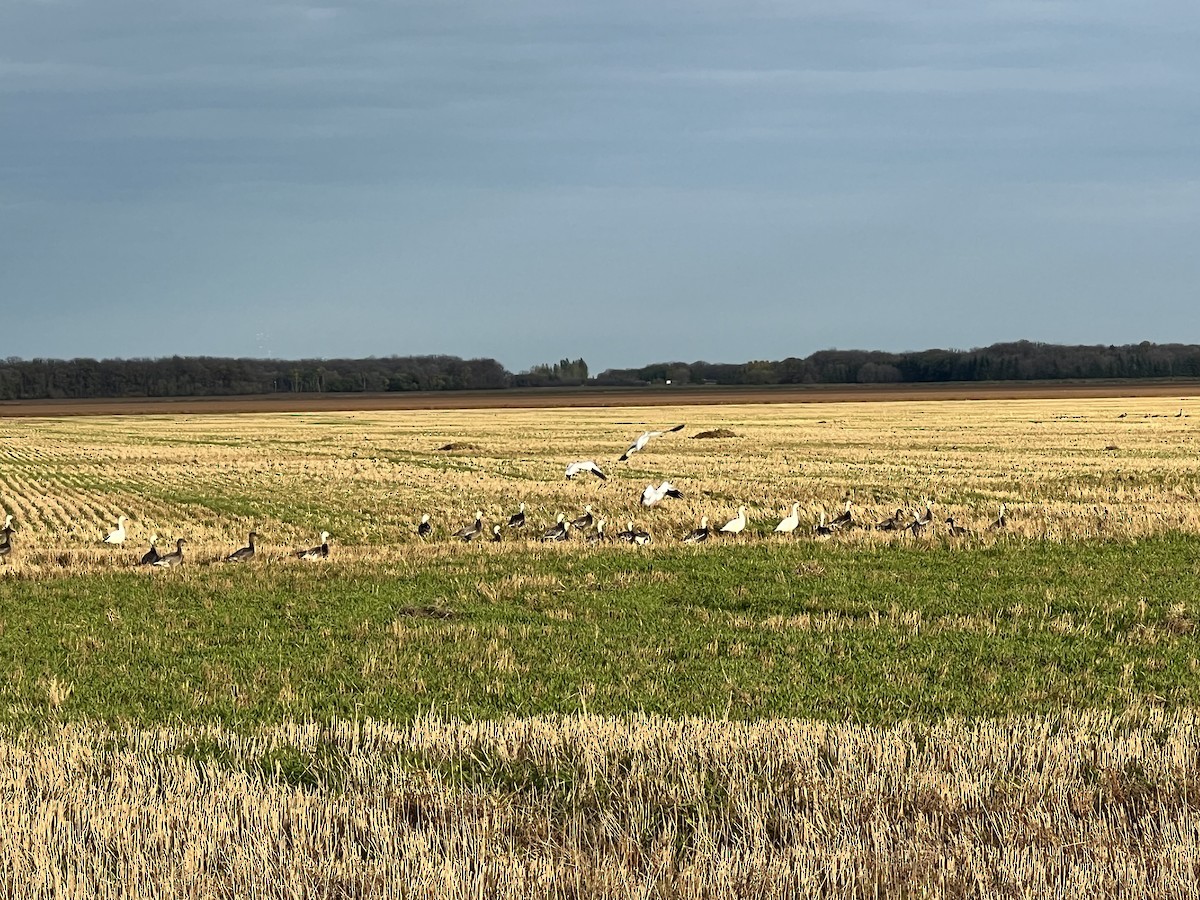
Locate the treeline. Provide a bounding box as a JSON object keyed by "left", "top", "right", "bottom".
{"left": 2, "top": 341, "right": 1199, "bottom": 401}
{"left": 592, "top": 341, "right": 1200, "bottom": 386}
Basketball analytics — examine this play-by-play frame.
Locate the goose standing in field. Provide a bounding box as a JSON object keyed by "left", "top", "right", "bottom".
{"left": 152, "top": 538, "right": 186, "bottom": 568}
{"left": 719, "top": 506, "right": 747, "bottom": 536}
{"left": 507, "top": 503, "right": 526, "bottom": 528}
{"left": 138, "top": 534, "right": 160, "bottom": 566}
{"left": 640, "top": 481, "right": 684, "bottom": 507}
{"left": 774, "top": 503, "right": 801, "bottom": 535}
{"left": 618, "top": 423, "right": 686, "bottom": 461}
{"left": 875, "top": 508, "right": 906, "bottom": 531}
{"left": 586, "top": 519, "right": 607, "bottom": 545}
{"left": 0, "top": 519, "right": 14, "bottom": 562}
{"left": 455, "top": 512, "right": 483, "bottom": 542}
{"left": 945, "top": 516, "right": 971, "bottom": 537}
{"left": 565, "top": 460, "right": 607, "bottom": 481}
{"left": 814, "top": 509, "right": 835, "bottom": 536}
{"left": 988, "top": 503, "right": 1008, "bottom": 530}
{"left": 490, "top": 524, "right": 502, "bottom": 543}
{"left": 615, "top": 520, "right": 651, "bottom": 544}
{"left": 104, "top": 515, "right": 129, "bottom": 545}
{"left": 830, "top": 500, "right": 854, "bottom": 530}
{"left": 541, "top": 514, "right": 570, "bottom": 542}
{"left": 296, "top": 532, "right": 331, "bottom": 560}
{"left": 417, "top": 514, "right": 432, "bottom": 537}
{"left": 683, "top": 516, "right": 710, "bottom": 544}
{"left": 632, "top": 524, "right": 652, "bottom": 545}
{"left": 225, "top": 531, "right": 257, "bottom": 563}
{"left": 570, "top": 505, "right": 594, "bottom": 530}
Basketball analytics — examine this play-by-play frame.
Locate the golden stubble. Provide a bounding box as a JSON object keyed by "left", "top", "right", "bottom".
{"left": 0, "top": 710, "right": 1198, "bottom": 898}
{"left": 0, "top": 396, "right": 1197, "bottom": 575}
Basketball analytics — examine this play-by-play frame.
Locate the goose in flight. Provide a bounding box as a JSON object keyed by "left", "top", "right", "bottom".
{"left": 618, "top": 423, "right": 686, "bottom": 461}
{"left": 640, "top": 481, "right": 684, "bottom": 507}
{"left": 719, "top": 506, "right": 747, "bottom": 536}
{"left": 587, "top": 519, "right": 607, "bottom": 545}
{"left": 774, "top": 503, "right": 801, "bottom": 534}
{"left": 541, "top": 514, "right": 570, "bottom": 542}
{"left": 138, "top": 534, "right": 160, "bottom": 566}
{"left": 104, "top": 516, "right": 129, "bottom": 545}
{"left": 565, "top": 461, "right": 607, "bottom": 481}
{"left": 909, "top": 501, "right": 934, "bottom": 530}
{"left": 455, "top": 512, "right": 483, "bottom": 542}
{"left": 507, "top": 503, "right": 526, "bottom": 528}
{"left": 683, "top": 516, "right": 710, "bottom": 544}
{"left": 153, "top": 538, "right": 187, "bottom": 568}
{"left": 296, "top": 532, "right": 331, "bottom": 560}
{"left": 225, "top": 531, "right": 257, "bottom": 563}
{"left": 417, "top": 514, "right": 432, "bottom": 537}
{"left": 570, "top": 505, "right": 594, "bottom": 530}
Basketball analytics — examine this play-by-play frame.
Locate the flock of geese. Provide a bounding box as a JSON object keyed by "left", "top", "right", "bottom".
{"left": 425, "top": 497, "right": 1008, "bottom": 547}
{"left": 0, "top": 512, "right": 330, "bottom": 569}
{"left": 0, "top": 422, "right": 1011, "bottom": 567}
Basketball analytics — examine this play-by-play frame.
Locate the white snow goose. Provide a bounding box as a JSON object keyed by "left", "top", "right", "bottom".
{"left": 565, "top": 461, "right": 607, "bottom": 481}
{"left": 455, "top": 512, "right": 483, "bottom": 542}
{"left": 618, "top": 423, "right": 686, "bottom": 461}
{"left": 640, "top": 481, "right": 684, "bottom": 507}
{"left": 507, "top": 503, "right": 526, "bottom": 528}
{"left": 542, "top": 514, "right": 570, "bottom": 542}
{"left": 774, "top": 503, "right": 801, "bottom": 534}
{"left": 718, "top": 506, "right": 747, "bottom": 536}
{"left": 225, "top": 531, "right": 257, "bottom": 563}
{"left": 570, "top": 505, "right": 594, "bottom": 530}
{"left": 138, "top": 534, "right": 160, "bottom": 566}
{"left": 296, "top": 532, "right": 331, "bottom": 560}
{"left": 104, "top": 515, "right": 129, "bottom": 545}
{"left": 682, "top": 516, "right": 709, "bottom": 544}
{"left": 153, "top": 538, "right": 187, "bottom": 568}
{"left": 417, "top": 514, "right": 432, "bottom": 537}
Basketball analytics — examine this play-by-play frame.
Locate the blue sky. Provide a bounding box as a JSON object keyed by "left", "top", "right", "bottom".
{"left": 3, "top": 1, "right": 1198, "bottom": 371}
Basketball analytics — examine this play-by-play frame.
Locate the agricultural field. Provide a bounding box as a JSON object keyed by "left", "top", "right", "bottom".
{"left": 1, "top": 394, "right": 1199, "bottom": 897}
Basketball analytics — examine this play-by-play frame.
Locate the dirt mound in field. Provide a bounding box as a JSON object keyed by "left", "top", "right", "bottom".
{"left": 691, "top": 428, "right": 738, "bottom": 439}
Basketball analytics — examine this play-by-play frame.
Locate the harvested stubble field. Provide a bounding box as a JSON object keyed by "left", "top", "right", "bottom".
{"left": 2, "top": 394, "right": 1200, "bottom": 897}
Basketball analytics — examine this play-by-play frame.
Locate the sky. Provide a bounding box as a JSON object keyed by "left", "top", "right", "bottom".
{"left": 2, "top": 1, "right": 1198, "bottom": 373}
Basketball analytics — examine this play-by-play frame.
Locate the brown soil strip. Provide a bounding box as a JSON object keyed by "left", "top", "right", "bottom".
{"left": 2, "top": 381, "right": 1198, "bottom": 418}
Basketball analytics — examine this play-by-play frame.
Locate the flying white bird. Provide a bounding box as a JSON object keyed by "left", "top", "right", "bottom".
{"left": 774, "top": 502, "right": 801, "bottom": 534}
{"left": 565, "top": 461, "right": 607, "bottom": 481}
{"left": 619, "top": 423, "right": 686, "bottom": 461}
{"left": 104, "top": 515, "right": 129, "bottom": 545}
{"left": 640, "top": 481, "right": 684, "bottom": 507}
{"left": 719, "top": 506, "right": 747, "bottom": 536}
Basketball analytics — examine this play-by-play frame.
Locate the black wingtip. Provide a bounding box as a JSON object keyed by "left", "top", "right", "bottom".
{"left": 595, "top": 470, "right": 607, "bottom": 480}
{"left": 669, "top": 423, "right": 686, "bottom": 432}
{"left": 618, "top": 453, "right": 629, "bottom": 462}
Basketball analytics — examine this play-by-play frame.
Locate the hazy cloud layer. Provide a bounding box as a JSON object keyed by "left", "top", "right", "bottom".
{"left": 3, "top": 0, "right": 1198, "bottom": 368}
